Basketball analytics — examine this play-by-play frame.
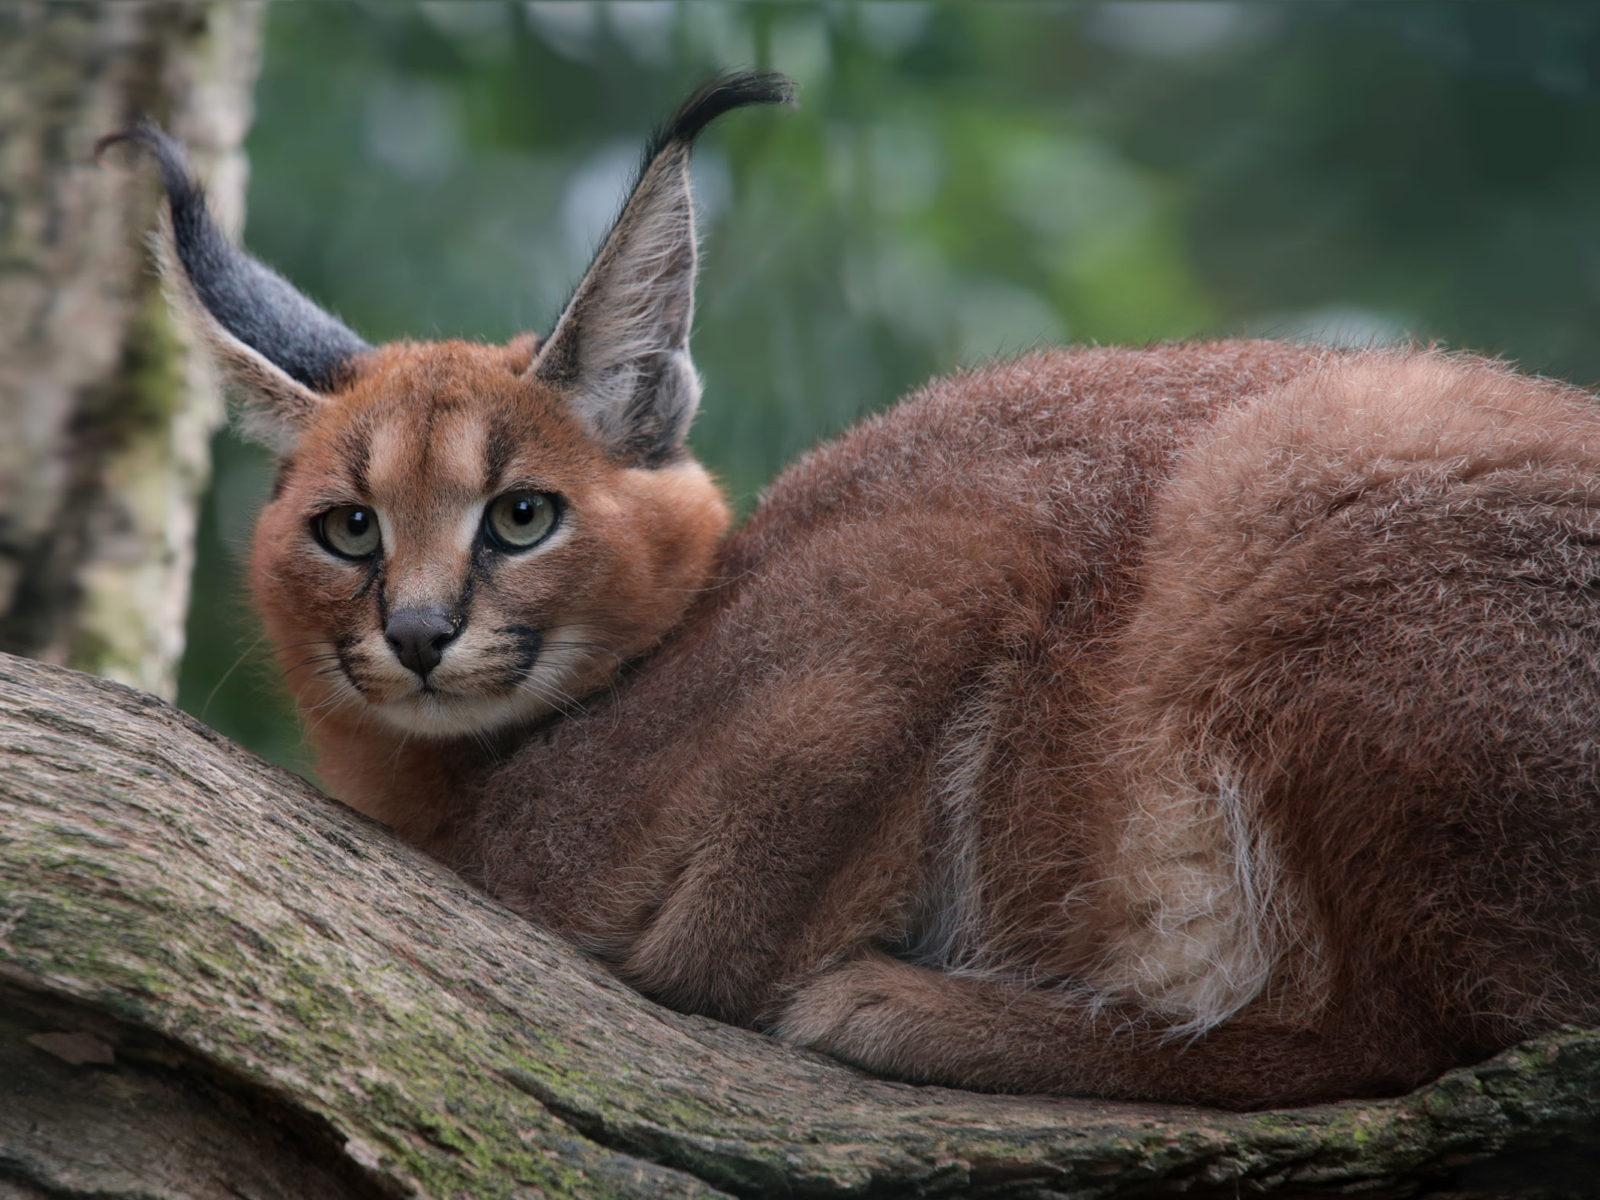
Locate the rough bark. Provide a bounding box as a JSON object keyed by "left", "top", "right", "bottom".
{"left": 0, "top": 651, "right": 1595, "bottom": 1199}
{"left": 0, "top": 0, "right": 262, "bottom": 699}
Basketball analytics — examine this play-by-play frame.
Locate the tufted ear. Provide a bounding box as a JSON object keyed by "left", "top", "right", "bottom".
{"left": 98, "top": 125, "right": 370, "bottom": 453}
{"left": 532, "top": 71, "right": 794, "bottom": 467}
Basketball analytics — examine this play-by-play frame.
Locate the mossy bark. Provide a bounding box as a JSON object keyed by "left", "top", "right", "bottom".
{"left": 0, "top": 651, "right": 1594, "bottom": 1198}
{"left": 0, "top": 0, "right": 262, "bottom": 699}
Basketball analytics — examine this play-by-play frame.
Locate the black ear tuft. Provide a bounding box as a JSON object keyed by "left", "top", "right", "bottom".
{"left": 98, "top": 122, "right": 368, "bottom": 395}
{"left": 532, "top": 71, "right": 795, "bottom": 466}
{"left": 641, "top": 70, "right": 797, "bottom": 165}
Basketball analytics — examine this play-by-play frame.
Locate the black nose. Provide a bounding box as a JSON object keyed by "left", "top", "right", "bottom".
{"left": 385, "top": 606, "right": 459, "bottom": 677}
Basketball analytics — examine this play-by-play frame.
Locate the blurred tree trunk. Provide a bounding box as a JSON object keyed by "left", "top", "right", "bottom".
{"left": 0, "top": 0, "right": 262, "bottom": 699}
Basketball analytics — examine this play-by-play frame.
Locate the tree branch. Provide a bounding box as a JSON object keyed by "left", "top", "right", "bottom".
{"left": 0, "top": 650, "right": 1594, "bottom": 1198}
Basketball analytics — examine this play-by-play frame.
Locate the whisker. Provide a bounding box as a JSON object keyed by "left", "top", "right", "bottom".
{"left": 201, "top": 631, "right": 268, "bottom": 717}
{"left": 517, "top": 673, "right": 593, "bottom": 719}
{"left": 386, "top": 725, "right": 414, "bottom": 786}
{"left": 282, "top": 652, "right": 344, "bottom": 677}
{"left": 540, "top": 638, "right": 627, "bottom": 666}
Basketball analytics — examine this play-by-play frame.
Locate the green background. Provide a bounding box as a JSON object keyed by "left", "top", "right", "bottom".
{"left": 175, "top": 1, "right": 1600, "bottom": 771}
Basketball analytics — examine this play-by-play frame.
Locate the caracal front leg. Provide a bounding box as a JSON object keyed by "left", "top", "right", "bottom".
{"left": 620, "top": 665, "right": 931, "bottom": 1024}
{"left": 622, "top": 516, "right": 1050, "bottom": 1024}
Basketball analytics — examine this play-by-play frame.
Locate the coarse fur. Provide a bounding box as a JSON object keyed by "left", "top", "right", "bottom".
{"left": 113, "top": 75, "right": 1600, "bottom": 1110}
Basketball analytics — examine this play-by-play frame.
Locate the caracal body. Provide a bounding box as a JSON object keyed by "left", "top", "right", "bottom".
{"left": 112, "top": 75, "right": 1600, "bottom": 1108}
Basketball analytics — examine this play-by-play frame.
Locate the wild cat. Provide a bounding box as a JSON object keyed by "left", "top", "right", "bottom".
{"left": 104, "top": 72, "right": 1599, "bottom": 1109}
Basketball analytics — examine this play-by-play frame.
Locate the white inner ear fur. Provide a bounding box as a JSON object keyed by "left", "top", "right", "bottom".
{"left": 153, "top": 210, "right": 324, "bottom": 454}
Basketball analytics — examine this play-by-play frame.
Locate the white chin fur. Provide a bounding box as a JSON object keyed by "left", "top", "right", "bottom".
{"left": 368, "top": 689, "right": 556, "bottom": 738}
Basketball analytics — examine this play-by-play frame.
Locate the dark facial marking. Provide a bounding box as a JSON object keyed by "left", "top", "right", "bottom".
{"left": 270, "top": 455, "right": 296, "bottom": 501}
{"left": 485, "top": 624, "right": 544, "bottom": 692}
{"left": 484, "top": 412, "right": 517, "bottom": 494}
{"left": 350, "top": 556, "right": 382, "bottom": 602}
{"left": 333, "top": 635, "right": 369, "bottom": 696}
{"left": 454, "top": 564, "right": 478, "bottom": 635}
{"left": 470, "top": 533, "right": 500, "bottom": 587}
{"left": 338, "top": 424, "right": 372, "bottom": 498}
{"left": 412, "top": 394, "right": 440, "bottom": 479}
{"left": 374, "top": 570, "right": 390, "bottom": 630}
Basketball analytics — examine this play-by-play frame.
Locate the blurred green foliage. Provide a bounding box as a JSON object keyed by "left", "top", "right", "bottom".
{"left": 176, "top": 1, "right": 1600, "bottom": 771}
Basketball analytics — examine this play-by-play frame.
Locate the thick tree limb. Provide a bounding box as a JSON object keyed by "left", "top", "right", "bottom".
{"left": 0, "top": 651, "right": 1594, "bottom": 1199}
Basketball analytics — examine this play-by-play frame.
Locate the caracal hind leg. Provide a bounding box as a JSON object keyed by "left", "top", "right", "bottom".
{"left": 775, "top": 951, "right": 1444, "bottom": 1110}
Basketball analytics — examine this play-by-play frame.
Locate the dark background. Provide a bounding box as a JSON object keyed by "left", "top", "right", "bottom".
{"left": 176, "top": 1, "right": 1600, "bottom": 770}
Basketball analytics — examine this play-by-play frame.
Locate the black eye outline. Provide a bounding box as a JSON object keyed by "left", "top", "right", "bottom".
{"left": 482, "top": 490, "right": 562, "bottom": 553}
{"left": 312, "top": 505, "right": 382, "bottom": 561}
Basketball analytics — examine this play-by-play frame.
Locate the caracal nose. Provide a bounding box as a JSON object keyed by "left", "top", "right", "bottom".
{"left": 385, "top": 606, "right": 459, "bottom": 677}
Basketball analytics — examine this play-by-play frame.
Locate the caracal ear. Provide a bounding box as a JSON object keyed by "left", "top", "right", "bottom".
{"left": 532, "top": 71, "right": 795, "bottom": 466}
{"left": 97, "top": 124, "right": 370, "bottom": 454}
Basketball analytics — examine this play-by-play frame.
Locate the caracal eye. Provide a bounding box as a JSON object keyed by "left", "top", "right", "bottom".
{"left": 314, "top": 505, "right": 381, "bottom": 560}
{"left": 485, "top": 491, "right": 559, "bottom": 551}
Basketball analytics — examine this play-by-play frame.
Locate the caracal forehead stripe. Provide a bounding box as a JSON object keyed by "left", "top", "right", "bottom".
{"left": 365, "top": 418, "right": 409, "bottom": 498}
{"left": 364, "top": 409, "right": 492, "bottom": 612}
{"left": 366, "top": 409, "right": 492, "bottom": 509}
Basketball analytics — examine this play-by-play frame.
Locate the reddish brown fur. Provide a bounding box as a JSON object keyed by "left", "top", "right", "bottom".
{"left": 250, "top": 336, "right": 1600, "bottom": 1108}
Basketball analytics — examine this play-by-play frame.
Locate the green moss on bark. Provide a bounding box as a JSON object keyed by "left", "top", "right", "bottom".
{"left": 1, "top": 653, "right": 1595, "bottom": 1198}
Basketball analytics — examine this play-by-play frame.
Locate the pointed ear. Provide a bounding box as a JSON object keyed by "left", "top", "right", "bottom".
{"left": 98, "top": 125, "right": 370, "bottom": 454}
{"left": 533, "top": 71, "right": 794, "bottom": 466}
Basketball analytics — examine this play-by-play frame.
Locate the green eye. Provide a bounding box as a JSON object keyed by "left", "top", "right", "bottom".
{"left": 315, "top": 505, "right": 381, "bottom": 560}
{"left": 485, "top": 491, "right": 559, "bottom": 551}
